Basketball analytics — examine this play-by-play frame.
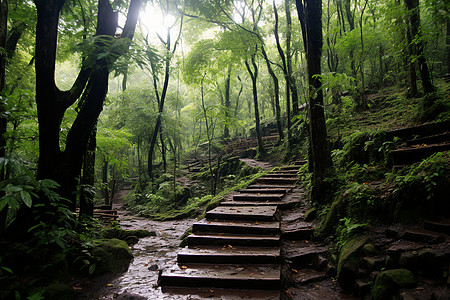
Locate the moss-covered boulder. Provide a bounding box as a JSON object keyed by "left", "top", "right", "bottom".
{"left": 370, "top": 269, "right": 417, "bottom": 300}
{"left": 43, "top": 283, "right": 80, "bottom": 300}
{"left": 337, "top": 235, "right": 368, "bottom": 290}
{"left": 316, "top": 197, "right": 347, "bottom": 238}
{"left": 91, "top": 239, "right": 133, "bottom": 275}
{"left": 304, "top": 207, "right": 317, "bottom": 222}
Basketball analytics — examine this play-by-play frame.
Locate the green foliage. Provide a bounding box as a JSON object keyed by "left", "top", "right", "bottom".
{"left": 333, "top": 217, "right": 368, "bottom": 254}
{"left": 386, "top": 152, "right": 450, "bottom": 221}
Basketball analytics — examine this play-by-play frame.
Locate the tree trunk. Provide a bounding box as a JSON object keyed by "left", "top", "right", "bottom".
{"left": 102, "top": 158, "right": 109, "bottom": 204}
{"left": 223, "top": 63, "right": 231, "bottom": 139}
{"left": 404, "top": 0, "right": 433, "bottom": 94}
{"left": 79, "top": 125, "right": 96, "bottom": 219}
{"left": 405, "top": 13, "right": 418, "bottom": 97}
{"left": 447, "top": 21, "right": 450, "bottom": 74}
{"left": 261, "top": 45, "right": 284, "bottom": 142}
{"left": 285, "top": 0, "right": 299, "bottom": 117}
{"left": 296, "top": 0, "right": 332, "bottom": 203}
{"left": 245, "top": 54, "right": 265, "bottom": 157}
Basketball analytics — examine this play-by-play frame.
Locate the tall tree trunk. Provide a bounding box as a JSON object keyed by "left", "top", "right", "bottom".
{"left": 285, "top": 0, "right": 299, "bottom": 117}
{"left": 245, "top": 54, "right": 265, "bottom": 157}
{"left": 223, "top": 63, "right": 231, "bottom": 139}
{"left": 296, "top": 0, "right": 332, "bottom": 203}
{"left": 359, "top": 0, "right": 368, "bottom": 109}
{"left": 446, "top": 21, "right": 450, "bottom": 74}
{"left": 79, "top": 125, "right": 96, "bottom": 219}
{"left": 404, "top": 0, "right": 433, "bottom": 94}
{"left": 261, "top": 45, "right": 284, "bottom": 142}
{"left": 405, "top": 13, "right": 418, "bottom": 97}
{"left": 273, "top": 1, "right": 291, "bottom": 142}
{"left": 102, "top": 158, "right": 109, "bottom": 204}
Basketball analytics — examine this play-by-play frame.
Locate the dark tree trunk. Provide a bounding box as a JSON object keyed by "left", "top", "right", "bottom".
{"left": 102, "top": 158, "right": 109, "bottom": 204}
{"left": 285, "top": 0, "right": 299, "bottom": 117}
{"left": 223, "top": 63, "right": 231, "bottom": 139}
{"left": 447, "top": 21, "right": 450, "bottom": 74}
{"left": 296, "top": 0, "right": 332, "bottom": 203}
{"left": 405, "top": 13, "right": 418, "bottom": 97}
{"left": 245, "top": 54, "right": 265, "bottom": 157}
{"left": 273, "top": 1, "right": 291, "bottom": 142}
{"left": 404, "top": 0, "right": 433, "bottom": 94}
{"left": 79, "top": 125, "right": 96, "bottom": 219}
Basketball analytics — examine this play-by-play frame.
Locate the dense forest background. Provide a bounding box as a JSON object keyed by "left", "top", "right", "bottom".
{"left": 0, "top": 0, "right": 449, "bottom": 298}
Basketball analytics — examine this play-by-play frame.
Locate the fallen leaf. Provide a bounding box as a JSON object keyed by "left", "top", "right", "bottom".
{"left": 209, "top": 289, "right": 214, "bottom": 293}
{"left": 181, "top": 265, "right": 188, "bottom": 269}
{"left": 305, "top": 240, "right": 309, "bottom": 243}
{"left": 144, "top": 264, "right": 149, "bottom": 266}
{"left": 249, "top": 273, "right": 254, "bottom": 276}
{"left": 236, "top": 267, "right": 244, "bottom": 272}
{"left": 107, "top": 284, "right": 113, "bottom": 287}
{"left": 292, "top": 269, "right": 298, "bottom": 273}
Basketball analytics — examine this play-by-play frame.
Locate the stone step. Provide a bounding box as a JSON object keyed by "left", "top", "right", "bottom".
{"left": 424, "top": 219, "right": 450, "bottom": 235}
{"left": 404, "top": 131, "right": 450, "bottom": 147}
{"left": 281, "top": 222, "right": 315, "bottom": 240}
{"left": 283, "top": 241, "right": 329, "bottom": 268}
{"left": 159, "top": 263, "right": 281, "bottom": 290}
{"left": 402, "top": 228, "right": 446, "bottom": 244}
{"left": 188, "top": 233, "right": 280, "bottom": 247}
{"left": 221, "top": 201, "right": 284, "bottom": 207}
{"left": 206, "top": 206, "right": 278, "bottom": 222}
{"left": 291, "top": 268, "right": 328, "bottom": 286}
{"left": 178, "top": 246, "right": 281, "bottom": 264}
{"left": 193, "top": 219, "right": 280, "bottom": 235}
{"left": 246, "top": 184, "right": 296, "bottom": 190}
{"left": 232, "top": 193, "right": 284, "bottom": 202}
{"left": 160, "top": 286, "right": 281, "bottom": 298}
{"left": 385, "top": 120, "right": 450, "bottom": 141}
{"left": 391, "top": 142, "right": 450, "bottom": 165}
{"left": 238, "top": 188, "right": 289, "bottom": 194}
{"left": 256, "top": 177, "right": 298, "bottom": 185}
{"left": 260, "top": 173, "right": 298, "bottom": 178}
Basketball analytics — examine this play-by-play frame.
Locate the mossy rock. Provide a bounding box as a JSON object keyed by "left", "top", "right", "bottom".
{"left": 337, "top": 235, "right": 368, "bottom": 290}
{"left": 370, "top": 269, "right": 416, "bottom": 300}
{"left": 102, "top": 228, "right": 156, "bottom": 242}
{"left": 91, "top": 239, "right": 133, "bottom": 275}
{"left": 316, "top": 197, "right": 347, "bottom": 238}
{"left": 304, "top": 207, "right": 317, "bottom": 222}
{"left": 43, "top": 283, "right": 80, "bottom": 300}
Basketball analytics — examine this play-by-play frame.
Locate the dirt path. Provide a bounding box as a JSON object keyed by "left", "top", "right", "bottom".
{"left": 78, "top": 189, "right": 196, "bottom": 299}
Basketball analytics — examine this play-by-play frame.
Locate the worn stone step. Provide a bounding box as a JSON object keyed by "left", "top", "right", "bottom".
{"left": 391, "top": 142, "right": 450, "bottom": 165}
{"left": 402, "top": 228, "right": 446, "bottom": 244}
{"left": 160, "top": 286, "right": 281, "bottom": 299}
{"left": 221, "top": 201, "right": 284, "bottom": 207}
{"left": 424, "top": 219, "right": 450, "bottom": 235}
{"left": 385, "top": 120, "right": 450, "bottom": 141}
{"left": 233, "top": 193, "right": 284, "bottom": 202}
{"left": 159, "top": 263, "right": 281, "bottom": 290}
{"left": 188, "top": 233, "right": 280, "bottom": 247}
{"left": 206, "top": 206, "right": 278, "bottom": 222}
{"left": 178, "top": 246, "right": 281, "bottom": 264}
{"left": 193, "top": 219, "right": 280, "bottom": 235}
{"left": 291, "top": 268, "right": 328, "bottom": 285}
{"left": 238, "top": 188, "right": 289, "bottom": 194}
{"left": 256, "top": 177, "right": 298, "bottom": 185}
{"left": 261, "top": 173, "right": 298, "bottom": 178}
{"left": 280, "top": 165, "right": 303, "bottom": 171}
{"left": 283, "top": 241, "right": 329, "bottom": 267}
{"left": 246, "top": 184, "right": 296, "bottom": 190}
{"left": 281, "top": 222, "right": 315, "bottom": 240}
{"left": 404, "top": 132, "right": 450, "bottom": 147}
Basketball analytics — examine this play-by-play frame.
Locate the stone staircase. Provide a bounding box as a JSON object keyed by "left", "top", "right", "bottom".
{"left": 387, "top": 120, "right": 450, "bottom": 168}
{"left": 159, "top": 163, "right": 304, "bottom": 297}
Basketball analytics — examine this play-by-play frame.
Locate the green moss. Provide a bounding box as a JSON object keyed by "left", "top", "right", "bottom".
{"left": 102, "top": 228, "right": 156, "bottom": 241}
{"left": 316, "top": 197, "right": 347, "bottom": 238}
{"left": 337, "top": 235, "right": 368, "bottom": 290}
{"left": 371, "top": 269, "right": 416, "bottom": 300}
{"left": 304, "top": 207, "right": 317, "bottom": 222}
{"left": 91, "top": 239, "right": 133, "bottom": 274}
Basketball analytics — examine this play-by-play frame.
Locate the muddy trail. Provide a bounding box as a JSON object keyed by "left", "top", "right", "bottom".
{"left": 77, "top": 189, "right": 196, "bottom": 300}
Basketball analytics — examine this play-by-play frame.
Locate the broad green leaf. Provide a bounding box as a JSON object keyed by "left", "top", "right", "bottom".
{"left": 20, "top": 191, "right": 32, "bottom": 208}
